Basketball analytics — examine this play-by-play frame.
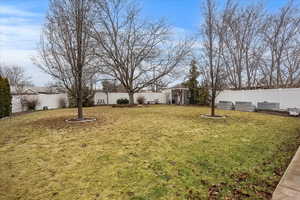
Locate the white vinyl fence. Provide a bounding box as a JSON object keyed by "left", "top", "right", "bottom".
{"left": 12, "top": 92, "right": 167, "bottom": 113}
{"left": 94, "top": 92, "right": 167, "bottom": 105}
{"left": 12, "top": 94, "right": 68, "bottom": 113}
{"left": 11, "top": 88, "right": 300, "bottom": 113}
{"left": 216, "top": 88, "right": 300, "bottom": 110}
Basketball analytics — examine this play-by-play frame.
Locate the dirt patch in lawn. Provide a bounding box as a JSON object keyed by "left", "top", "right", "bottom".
{"left": 26, "top": 115, "right": 107, "bottom": 130}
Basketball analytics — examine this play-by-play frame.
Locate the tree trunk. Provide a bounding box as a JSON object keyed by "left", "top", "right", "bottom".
{"left": 77, "top": 96, "right": 83, "bottom": 120}
{"left": 129, "top": 92, "right": 134, "bottom": 105}
{"left": 238, "top": 67, "right": 242, "bottom": 89}
{"left": 211, "top": 91, "right": 215, "bottom": 117}
{"left": 270, "top": 54, "right": 275, "bottom": 88}
{"left": 77, "top": 74, "right": 84, "bottom": 120}
{"left": 277, "top": 62, "right": 281, "bottom": 88}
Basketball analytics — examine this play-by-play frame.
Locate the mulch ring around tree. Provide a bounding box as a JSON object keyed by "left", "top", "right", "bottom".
{"left": 200, "top": 114, "right": 226, "bottom": 119}
{"left": 65, "top": 117, "right": 96, "bottom": 123}
{"left": 26, "top": 116, "right": 106, "bottom": 130}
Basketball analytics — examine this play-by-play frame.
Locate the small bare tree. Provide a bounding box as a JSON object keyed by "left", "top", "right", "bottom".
{"left": 92, "top": 0, "right": 191, "bottom": 104}
{"left": 0, "top": 64, "right": 33, "bottom": 111}
{"left": 34, "top": 0, "right": 96, "bottom": 120}
{"left": 201, "top": 0, "right": 228, "bottom": 116}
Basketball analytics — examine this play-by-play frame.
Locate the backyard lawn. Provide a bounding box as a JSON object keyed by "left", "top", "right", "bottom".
{"left": 0, "top": 105, "right": 300, "bottom": 200}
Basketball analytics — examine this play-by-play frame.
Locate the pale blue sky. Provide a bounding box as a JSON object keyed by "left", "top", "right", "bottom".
{"left": 0, "top": 0, "right": 290, "bottom": 85}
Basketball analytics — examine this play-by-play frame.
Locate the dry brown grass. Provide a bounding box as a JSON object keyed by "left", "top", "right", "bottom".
{"left": 0, "top": 105, "right": 300, "bottom": 200}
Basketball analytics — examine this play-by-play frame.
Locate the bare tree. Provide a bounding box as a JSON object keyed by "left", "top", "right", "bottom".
{"left": 283, "top": 44, "right": 300, "bottom": 87}
{"left": 91, "top": 0, "right": 192, "bottom": 104}
{"left": 261, "top": 1, "right": 300, "bottom": 88}
{"left": 0, "top": 64, "right": 33, "bottom": 94}
{"left": 34, "top": 0, "right": 96, "bottom": 120}
{"left": 221, "top": 2, "right": 264, "bottom": 89}
{"left": 199, "top": 0, "right": 300, "bottom": 94}
{"left": 201, "top": 0, "right": 228, "bottom": 116}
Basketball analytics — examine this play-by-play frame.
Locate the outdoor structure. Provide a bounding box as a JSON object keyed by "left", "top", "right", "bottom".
{"left": 257, "top": 102, "right": 280, "bottom": 111}
{"left": 288, "top": 108, "right": 300, "bottom": 116}
{"left": 162, "top": 87, "right": 190, "bottom": 105}
{"left": 10, "top": 86, "right": 63, "bottom": 95}
{"left": 235, "top": 101, "right": 256, "bottom": 112}
{"left": 217, "top": 101, "right": 234, "bottom": 110}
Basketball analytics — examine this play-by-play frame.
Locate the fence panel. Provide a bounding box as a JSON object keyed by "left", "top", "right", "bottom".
{"left": 216, "top": 88, "right": 300, "bottom": 110}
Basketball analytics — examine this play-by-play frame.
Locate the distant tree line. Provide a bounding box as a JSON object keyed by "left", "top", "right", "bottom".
{"left": 199, "top": 0, "right": 300, "bottom": 91}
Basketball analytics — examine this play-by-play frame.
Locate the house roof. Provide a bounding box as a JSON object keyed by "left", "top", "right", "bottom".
{"left": 10, "top": 86, "right": 64, "bottom": 95}
{"left": 170, "top": 83, "right": 188, "bottom": 89}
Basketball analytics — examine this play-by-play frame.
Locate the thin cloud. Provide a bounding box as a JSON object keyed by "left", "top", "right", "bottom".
{"left": 0, "top": 4, "right": 45, "bottom": 85}
{"left": 0, "top": 4, "right": 42, "bottom": 50}
{"left": 0, "top": 17, "right": 29, "bottom": 25}
{"left": 0, "top": 49, "right": 51, "bottom": 86}
{"left": 0, "top": 24, "right": 41, "bottom": 50}
{"left": 0, "top": 5, "right": 38, "bottom": 17}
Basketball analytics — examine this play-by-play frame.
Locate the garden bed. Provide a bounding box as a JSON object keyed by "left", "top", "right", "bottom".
{"left": 112, "top": 104, "right": 138, "bottom": 108}
{"left": 256, "top": 109, "right": 292, "bottom": 117}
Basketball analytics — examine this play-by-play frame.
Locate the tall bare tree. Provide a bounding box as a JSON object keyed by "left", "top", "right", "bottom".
{"left": 221, "top": 2, "right": 264, "bottom": 89}
{"left": 283, "top": 45, "right": 300, "bottom": 87}
{"left": 261, "top": 1, "right": 300, "bottom": 88}
{"left": 200, "top": 0, "right": 300, "bottom": 91}
{"left": 91, "top": 0, "right": 191, "bottom": 104}
{"left": 34, "top": 0, "right": 96, "bottom": 120}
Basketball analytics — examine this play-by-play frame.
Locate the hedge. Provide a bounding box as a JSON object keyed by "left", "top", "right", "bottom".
{"left": 0, "top": 76, "right": 12, "bottom": 118}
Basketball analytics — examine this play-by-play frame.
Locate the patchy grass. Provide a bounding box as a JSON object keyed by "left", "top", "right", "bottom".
{"left": 0, "top": 105, "right": 300, "bottom": 200}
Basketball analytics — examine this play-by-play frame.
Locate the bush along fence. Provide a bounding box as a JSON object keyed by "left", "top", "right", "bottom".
{"left": 11, "top": 92, "right": 167, "bottom": 113}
